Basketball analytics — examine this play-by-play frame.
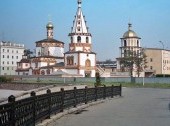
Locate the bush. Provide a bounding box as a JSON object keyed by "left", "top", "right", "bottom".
{"left": 94, "top": 72, "right": 102, "bottom": 86}
{"left": 0, "top": 76, "right": 13, "bottom": 83}
{"left": 156, "top": 74, "right": 170, "bottom": 77}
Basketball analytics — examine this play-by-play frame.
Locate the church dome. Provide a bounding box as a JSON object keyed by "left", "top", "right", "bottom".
{"left": 46, "top": 22, "right": 54, "bottom": 28}
{"left": 123, "top": 23, "right": 139, "bottom": 38}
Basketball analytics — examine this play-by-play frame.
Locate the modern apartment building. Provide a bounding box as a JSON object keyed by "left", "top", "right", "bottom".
{"left": 0, "top": 41, "right": 25, "bottom": 75}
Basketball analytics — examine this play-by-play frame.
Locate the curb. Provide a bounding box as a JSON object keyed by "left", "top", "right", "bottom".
{"left": 36, "top": 100, "right": 104, "bottom": 126}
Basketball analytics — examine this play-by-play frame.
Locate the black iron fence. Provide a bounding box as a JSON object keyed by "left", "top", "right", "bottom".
{"left": 0, "top": 85, "right": 122, "bottom": 126}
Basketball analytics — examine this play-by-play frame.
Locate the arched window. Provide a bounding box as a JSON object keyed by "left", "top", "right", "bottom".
{"left": 137, "top": 40, "right": 139, "bottom": 47}
{"left": 124, "top": 40, "right": 127, "bottom": 47}
{"left": 41, "top": 70, "right": 45, "bottom": 75}
{"left": 77, "top": 36, "right": 81, "bottom": 43}
{"left": 86, "top": 37, "right": 89, "bottom": 43}
{"left": 85, "top": 59, "right": 91, "bottom": 67}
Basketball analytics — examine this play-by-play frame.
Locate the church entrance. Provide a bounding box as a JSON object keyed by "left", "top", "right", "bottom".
{"left": 85, "top": 59, "right": 91, "bottom": 77}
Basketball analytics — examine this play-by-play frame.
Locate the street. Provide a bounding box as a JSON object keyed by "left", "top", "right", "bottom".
{"left": 54, "top": 88, "right": 170, "bottom": 126}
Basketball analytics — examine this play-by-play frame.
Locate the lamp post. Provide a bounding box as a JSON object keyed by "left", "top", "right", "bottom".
{"left": 159, "top": 41, "right": 165, "bottom": 77}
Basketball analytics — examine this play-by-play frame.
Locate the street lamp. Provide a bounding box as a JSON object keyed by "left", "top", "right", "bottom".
{"left": 159, "top": 41, "right": 164, "bottom": 50}
{"left": 159, "top": 41, "right": 165, "bottom": 77}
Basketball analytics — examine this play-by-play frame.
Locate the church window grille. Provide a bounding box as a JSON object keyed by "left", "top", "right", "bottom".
{"left": 77, "top": 36, "right": 81, "bottom": 43}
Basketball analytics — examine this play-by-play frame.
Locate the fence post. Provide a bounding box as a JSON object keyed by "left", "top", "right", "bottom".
{"left": 120, "top": 84, "right": 122, "bottom": 96}
{"left": 95, "top": 86, "right": 98, "bottom": 101}
{"left": 31, "top": 91, "right": 36, "bottom": 126}
{"left": 85, "top": 86, "right": 88, "bottom": 104}
{"left": 8, "top": 95, "right": 16, "bottom": 126}
{"left": 103, "top": 85, "right": 106, "bottom": 99}
{"left": 47, "top": 89, "right": 51, "bottom": 119}
{"left": 74, "top": 87, "right": 77, "bottom": 107}
{"left": 60, "top": 88, "right": 64, "bottom": 112}
{"left": 111, "top": 85, "right": 114, "bottom": 98}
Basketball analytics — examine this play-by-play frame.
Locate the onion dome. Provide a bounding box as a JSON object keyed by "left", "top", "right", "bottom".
{"left": 46, "top": 22, "right": 54, "bottom": 29}
{"left": 123, "top": 23, "right": 138, "bottom": 38}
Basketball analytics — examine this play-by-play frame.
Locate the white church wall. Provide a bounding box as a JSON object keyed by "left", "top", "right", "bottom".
{"left": 49, "top": 47, "right": 64, "bottom": 57}
{"left": 79, "top": 53, "right": 96, "bottom": 66}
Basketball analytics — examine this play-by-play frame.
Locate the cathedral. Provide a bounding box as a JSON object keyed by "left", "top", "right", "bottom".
{"left": 16, "top": 0, "right": 96, "bottom": 77}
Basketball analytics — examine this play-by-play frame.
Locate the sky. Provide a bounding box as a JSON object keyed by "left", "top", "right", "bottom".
{"left": 0, "top": 0, "right": 170, "bottom": 61}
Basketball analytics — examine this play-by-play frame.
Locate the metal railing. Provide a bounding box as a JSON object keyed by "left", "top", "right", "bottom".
{"left": 0, "top": 85, "right": 122, "bottom": 126}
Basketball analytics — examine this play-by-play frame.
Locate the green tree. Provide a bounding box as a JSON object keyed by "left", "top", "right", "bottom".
{"left": 94, "top": 72, "right": 101, "bottom": 86}
{"left": 120, "top": 49, "right": 147, "bottom": 77}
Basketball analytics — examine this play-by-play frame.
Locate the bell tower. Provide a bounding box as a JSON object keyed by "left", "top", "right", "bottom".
{"left": 64, "top": 0, "right": 96, "bottom": 77}
{"left": 68, "top": 0, "right": 92, "bottom": 52}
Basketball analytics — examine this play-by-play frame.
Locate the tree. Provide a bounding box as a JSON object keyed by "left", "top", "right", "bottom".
{"left": 94, "top": 72, "right": 101, "bottom": 86}
{"left": 120, "top": 49, "right": 147, "bottom": 77}
{"left": 24, "top": 49, "right": 33, "bottom": 58}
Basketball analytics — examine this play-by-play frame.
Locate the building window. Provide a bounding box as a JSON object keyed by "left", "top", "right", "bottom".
{"left": 2, "top": 67, "right": 4, "bottom": 70}
{"left": 41, "top": 70, "right": 45, "bottom": 75}
{"left": 137, "top": 40, "right": 139, "bottom": 47}
{"left": 7, "top": 55, "right": 9, "bottom": 58}
{"left": 16, "top": 50, "right": 18, "bottom": 53}
{"left": 3, "top": 49, "right": 5, "bottom": 52}
{"left": 7, "top": 67, "right": 9, "bottom": 70}
{"left": 16, "top": 56, "right": 18, "bottom": 59}
{"left": 124, "top": 40, "right": 127, "bottom": 47}
{"left": 150, "top": 66, "right": 153, "bottom": 70}
{"left": 85, "top": 59, "right": 91, "bottom": 67}
{"left": 12, "top": 56, "right": 14, "bottom": 59}
{"left": 47, "top": 69, "right": 50, "bottom": 75}
{"left": 71, "top": 37, "right": 73, "bottom": 43}
{"left": 12, "top": 50, "right": 14, "bottom": 53}
{"left": 35, "top": 63, "right": 38, "bottom": 68}
{"left": 77, "top": 27, "right": 80, "bottom": 31}
{"left": 77, "top": 36, "right": 81, "bottom": 43}
{"left": 67, "top": 56, "right": 74, "bottom": 65}
{"left": 150, "top": 58, "right": 153, "bottom": 62}
{"left": 7, "top": 61, "right": 9, "bottom": 64}
{"left": 86, "top": 37, "right": 89, "bottom": 43}
{"left": 25, "top": 63, "right": 28, "bottom": 67}
{"left": 78, "top": 20, "right": 80, "bottom": 24}
{"left": 12, "top": 61, "right": 14, "bottom": 65}
{"left": 7, "top": 49, "right": 9, "bottom": 52}
{"left": 3, "top": 61, "right": 4, "bottom": 64}
{"left": 3, "top": 55, "right": 5, "bottom": 58}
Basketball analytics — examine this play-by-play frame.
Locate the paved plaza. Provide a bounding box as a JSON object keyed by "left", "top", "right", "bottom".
{"left": 53, "top": 88, "right": 170, "bottom": 126}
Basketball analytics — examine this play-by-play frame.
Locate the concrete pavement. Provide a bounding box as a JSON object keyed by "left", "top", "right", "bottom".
{"left": 52, "top": 88, "right": 170, "bottom": 126}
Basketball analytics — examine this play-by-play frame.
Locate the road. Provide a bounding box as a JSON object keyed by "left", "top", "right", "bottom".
{"left": 54, "top": 88, "right": 170, "bottom": 126}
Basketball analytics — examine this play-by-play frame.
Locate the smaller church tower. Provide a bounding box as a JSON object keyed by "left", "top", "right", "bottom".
{"left": 29, "top": 21, "right": 64, "bottom": 75}
{"left": 117, "top": 23, "right": 143, "bottom": 77}
{"left": 46, "top": 22, "right": 54, "bottom": 39}
{"left": 64, "top": 0, "right": 96, "bottom": 77}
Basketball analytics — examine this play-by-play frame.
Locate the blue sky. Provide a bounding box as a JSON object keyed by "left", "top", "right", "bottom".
{"left": 0, "top": 0, "right": 170, "bottom": 60}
